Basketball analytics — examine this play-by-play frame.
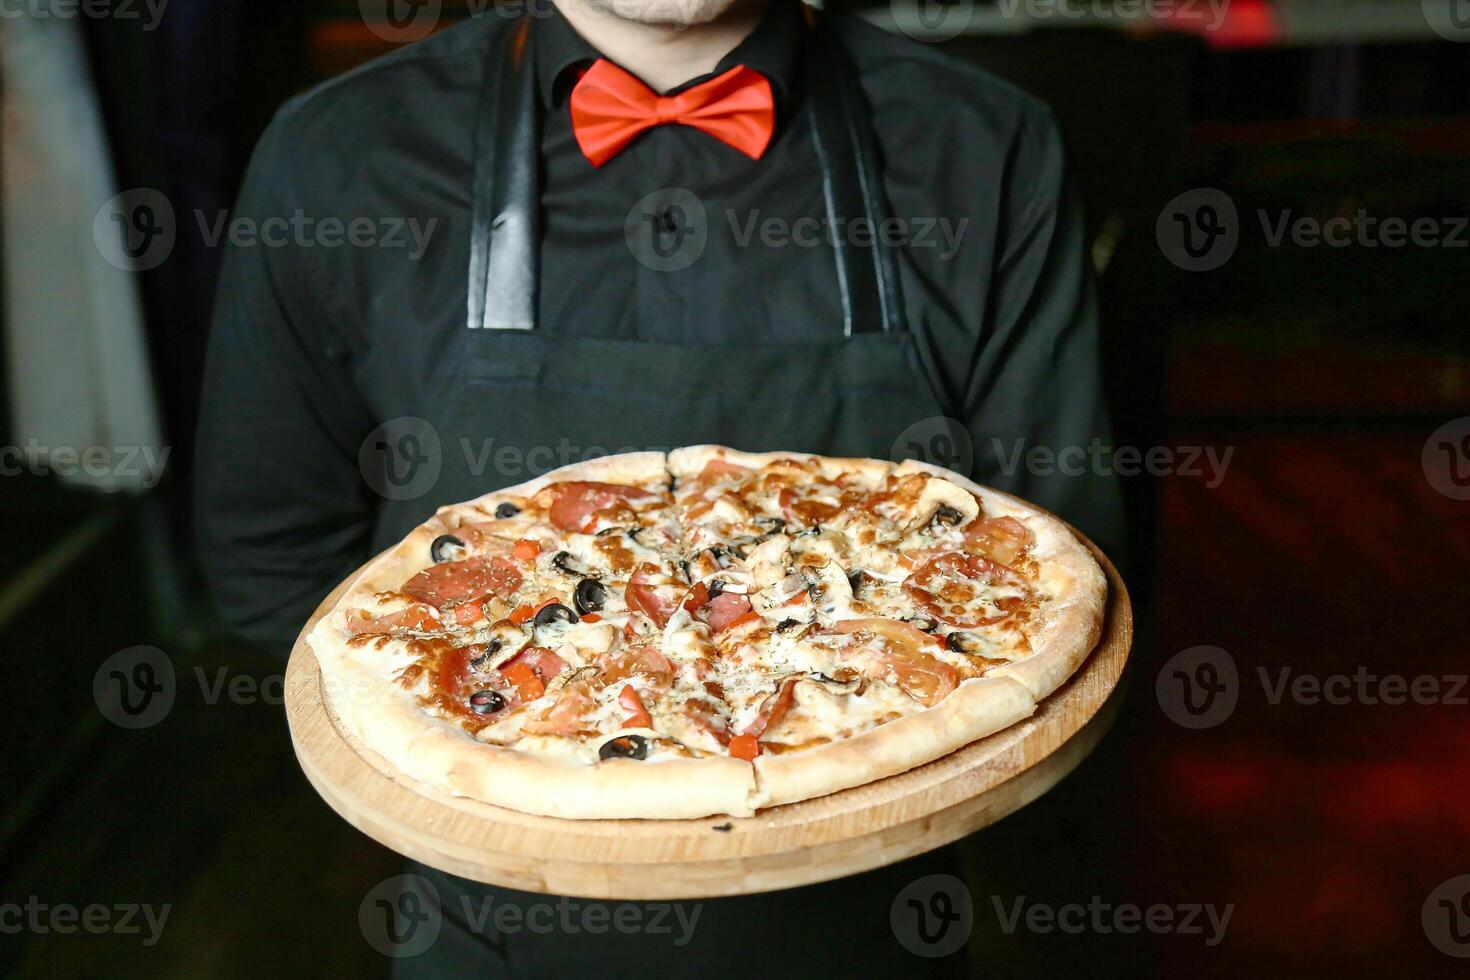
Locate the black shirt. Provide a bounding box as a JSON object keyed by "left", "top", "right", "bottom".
{"left": 195, "top": 3, "right": 1122, "bottom": 647}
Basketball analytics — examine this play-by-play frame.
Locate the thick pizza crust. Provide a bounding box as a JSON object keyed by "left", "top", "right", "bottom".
{"left": 751, "top": 675, "right": 1036, "bottom": 808}
{"left": 308, "top": 448, "right": 1107, "bottom": 819}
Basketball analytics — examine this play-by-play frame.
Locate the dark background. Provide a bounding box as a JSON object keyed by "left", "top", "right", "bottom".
{"left": 2, "top": 0, "right": 1468, "bottom": 975}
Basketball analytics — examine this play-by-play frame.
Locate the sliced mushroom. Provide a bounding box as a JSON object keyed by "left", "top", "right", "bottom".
{"left": 548, "top": 664, "right": 599, "bottom": 692}
{"left": 470, "top": 621, "right": 530, "bottom": 671}
{"left": 903, "top": 478, "right": 981, "bottom": 535}
{"left": 802, "top": 558, "right": 856, "bottom": 620}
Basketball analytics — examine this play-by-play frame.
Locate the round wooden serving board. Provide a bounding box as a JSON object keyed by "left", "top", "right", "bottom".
{"left": 286, "top": 540, "right": 1131, "bottom": 900}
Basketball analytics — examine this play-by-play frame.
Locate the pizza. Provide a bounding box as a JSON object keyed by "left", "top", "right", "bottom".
{"left": 307, "top": 446, "right": 1106, "bottom": 819}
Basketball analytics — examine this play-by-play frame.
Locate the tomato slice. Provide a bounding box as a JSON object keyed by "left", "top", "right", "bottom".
{"left": 682, "top": 582, "right": 711, "bottom": 614}
{"left": 741, "top": 676, "right": 801, "bottom": 738}
{"left": 501, "top": 662, "right": 544, "bottom": 702}
{"left": 509, "top": 597, "right": 560, "bottom": 625}
{"left": 503, "top": 646, "right": 567, "bottom": 683}
{"left": 728, "top": 734, "right": 760, "bottom": 761}
{"left": 619, "top": 685, "right": 653, "bottom": 729}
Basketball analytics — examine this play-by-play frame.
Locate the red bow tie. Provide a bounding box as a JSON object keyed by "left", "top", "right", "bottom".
{"left": 569, "top": 59, "right": 775, "bottom": 168}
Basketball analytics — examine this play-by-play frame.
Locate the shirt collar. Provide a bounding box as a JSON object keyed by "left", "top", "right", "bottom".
{"left": 534, "top": 1, "right": 805, "bottom": 112}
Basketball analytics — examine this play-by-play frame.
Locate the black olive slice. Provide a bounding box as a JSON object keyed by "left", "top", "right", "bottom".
{"left": 469, "top": 638, "right": 504, "bottom": 671}
{"left": 754, "top": 516, "right": 786, "bottom": 533}
{"left": 596, "top": 526, "right": 625, "bottom": 537}
{"left": 934, "top": 504, "right": 965, "bottom": 527}
{"left": 794, "top": 525, "right": 823, "bottom": 538}
{"left": 573, "top": 579, "right": 607, "bottom": 615}
{"left": 552, "top": 551, "right": 589, "bottom": 576}
{"left": 707, "top": 578, "right": 726, "bottom": 598}
{"left": 847, "top": 568, "right": 864, "bottom": 593}
{"left": 599, "top": 734, "right": 648, "bottom": 761}
{"left": 533, "top": 602, "right": 579, "bottom": 629}
{"left": 469, "top": 690, "right": 505, "bottom": 715}
{"left": 946, "top": 631, "right": 978, "bottom": 653}
{"left": 494, "top": 502, "right": 520, "bottom": 519}
{"left": 430, "top": 534, "right": 466, "bottom": 564}
{"left": 775, "top": 618, "right": 800, "bottom": 632}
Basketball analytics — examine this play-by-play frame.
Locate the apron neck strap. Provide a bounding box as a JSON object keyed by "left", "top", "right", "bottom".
{"left": 468, "top": 19, "right": 539, "bottom": 332}
{"left": 802, "top": 17, "right": 906, "bottom": 337}
{"left": 467, "top": 10, "right": 905, "bottom": 336}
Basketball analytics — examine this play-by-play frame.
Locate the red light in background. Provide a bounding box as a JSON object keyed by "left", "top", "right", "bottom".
{"left": 1143, "top": 0, "right": 1283, "bottom": 48}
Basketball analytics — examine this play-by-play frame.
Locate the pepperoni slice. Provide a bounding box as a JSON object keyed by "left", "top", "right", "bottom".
{"left": 682, "top": 698, "right": 730, "bottom": 746}
{"left": 402, "top": 556, "right": 522, "bottom": 609}
{"left": 778, "top": 487, "right": 840, "bottom": 527}
{"left": 596, "top": 645, "right": 674, "bottom": 686}
{"left": 964, "top": 516, "right": 1033, "bottom": 567}
{"left": 902, "top": 553, "right": 1027, "bottom": 628}
{"left": 523, "top": 685, "right": 597, "bottom": 735}
{"left": 833, "top": 622, "right": 958, "bottom": 707}
{"left": 345, "top": 603, "right": 441, "bottom": 635}
{"left": 696, "top": 458, "right": 751, "bottom": 484}
{"left": 618, "top": 685, "right": 653, "bottom": 729}
{"left": 706, "top": 592, "right": 754, "bottom": 633}
{"left": 625, "top": 563, "right": 682, "bottom": 628}
{"left": 549, "top": 482, "right": 660, "bottom": 534}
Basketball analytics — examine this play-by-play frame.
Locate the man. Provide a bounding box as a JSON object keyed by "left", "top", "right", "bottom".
{"left": 197, "top": 0, "right": 1122, "bottom": 973}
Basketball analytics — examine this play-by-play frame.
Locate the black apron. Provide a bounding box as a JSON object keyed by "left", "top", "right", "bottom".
{"left": 396, "top": 14, "right": 966, "bottom": 978}
{"left": 442, "top": 12, "right": 946, "bottom": 491}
